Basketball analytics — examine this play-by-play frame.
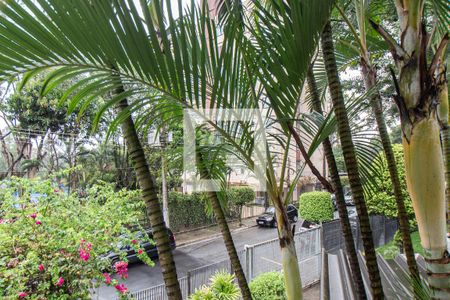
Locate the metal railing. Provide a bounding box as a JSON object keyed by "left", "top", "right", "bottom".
{"left": 130, "top": 227, "right": 322, "bottom": 300}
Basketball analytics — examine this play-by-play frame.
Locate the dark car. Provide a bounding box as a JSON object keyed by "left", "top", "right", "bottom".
{"left": 103, "top": 228, "right": 176, "bottom": 266}
{"left": 331, "top": 191, "right": 354, "bottom": 209}
{"left": 256, "top": 205, "right": 298, "bottom": 227}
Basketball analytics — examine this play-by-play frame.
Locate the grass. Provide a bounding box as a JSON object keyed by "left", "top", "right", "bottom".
{"left": 377, "top": 231, "right": 424, "bottom": 259}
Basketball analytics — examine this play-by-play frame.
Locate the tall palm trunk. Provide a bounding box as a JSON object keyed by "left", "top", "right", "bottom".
{"left": 321, "top": 21, "right": 384, "bottom": 299}
{"left": 272, "top": 193, "right": 303, "bottom": 300}
{"left": 442, "top": 125, "right": 450, "bottom": 242}
{"left": 371, "top": 0, "right": 449, "bottom": 296}
{"left": 307, "top": 67, "right": 367, "bottom": 300}
{"left": 437, "top": 45, "right": 450, "bottom": 250}
{"left": 115, "top": 87, "right": 182, "bottom": 300}
{"left": 196, "top": 151, "right": 252, "bottom": 300}
{"left": 359, "top": 57, "right": 419, "bottom": 280}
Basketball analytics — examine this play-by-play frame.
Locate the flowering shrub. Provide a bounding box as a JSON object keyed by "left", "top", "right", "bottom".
{"left": 0, "top": 177, "right": 152, "bottom": 299}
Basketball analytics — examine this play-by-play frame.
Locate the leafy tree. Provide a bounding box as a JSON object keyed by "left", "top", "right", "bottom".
{"left": 0, "top": 77, "right": 95, "bottom": 180}
{"left": 227, "top": 187, "right": 255, "bottom": 226}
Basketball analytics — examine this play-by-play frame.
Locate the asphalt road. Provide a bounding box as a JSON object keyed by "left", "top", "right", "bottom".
{"left": 93, "top": 222, "right": 293, "bottom": 299}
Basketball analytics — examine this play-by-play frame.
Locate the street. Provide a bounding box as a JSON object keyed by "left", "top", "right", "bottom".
{"left": 93, "top": 222, "right": 295, "bottom": 299}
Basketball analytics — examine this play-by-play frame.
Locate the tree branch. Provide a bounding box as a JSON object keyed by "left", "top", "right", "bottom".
{"left": 287, "top": 122, "right": 335, "bottom": 193}
{"left": 429, "top": 33, "right": 449, "bottom": 77}
{"left": 369, "top": 19, "right": 407, "bottom": 61}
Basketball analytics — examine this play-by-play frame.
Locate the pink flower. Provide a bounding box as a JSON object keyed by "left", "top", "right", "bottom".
{"left": 114, "top": 261, "right": 128, "bottom": 279}
{"left": 131, "top": 239, "right": 137, "bottom": 244}
{"left": 55, "top": 277, "right": 64, "bottom": 287}
{"left": 38, "top": 264, "right": 44, "bottom": 272}
{"left": 79, "top": 240, "right": 92, "bottom": 261}
{"left": 137, "top": 249, "right": 143, "bottom": 255}
{"left": 18, "top": 292, "right": 28, "bottom": 298}
{"left": 103, "top": 273, "right": 112, "bottom": 285}
{"left": 29, "top": 212, "right": 37, "bottom": 219}
{"left": 0, "top": 219, "right": 4, "bottom": 224}
{"left": 115, "top": 284, "right": 128, "bottom": 295}
{"left": 35, "top": 220, "right": 42, "bottom": 225}
{"left": 54, "top": 189, "right": 59, "bottom": 193}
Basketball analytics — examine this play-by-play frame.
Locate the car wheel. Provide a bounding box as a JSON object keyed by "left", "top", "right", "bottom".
{"left": 111, "top": 258, "right": 119, "bottom": 269}
{"left": 293, "top": 216, "right": 298, "bottom": 222}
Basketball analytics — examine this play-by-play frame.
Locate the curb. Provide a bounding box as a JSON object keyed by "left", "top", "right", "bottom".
{"left": 176, "top": 223, "right": 258, "bottom": 248}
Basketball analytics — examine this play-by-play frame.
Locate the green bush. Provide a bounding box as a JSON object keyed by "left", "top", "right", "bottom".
{"left": 366, "top": 144, "right": 416, "bottom": 228}
{"left": 0, "top": 177, "right": 149, "bottom": 299}
{"left": 249, "top": 272, "right": 286, "bottom": 300}
{"left": 189, "top": 271, "right": 240, "bottom": 300}
{"left": 298, "top": 191, "right": 333, "bottom": 223}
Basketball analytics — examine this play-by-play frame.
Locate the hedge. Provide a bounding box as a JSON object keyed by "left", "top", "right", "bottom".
{"left": 366, "top": 144, "right": 416, "bottom": 228}
{"left": 298, "top": 191, "right": 333, "bottom": 223}
{"left": 167, "top": 192, "right": 215, "bottom": 232}
{"left": 166, "top": 187, "right": 254, "bottom": 232}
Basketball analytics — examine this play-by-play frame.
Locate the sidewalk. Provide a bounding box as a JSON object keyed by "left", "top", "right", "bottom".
{"left": 175, "top": 217, "right": 258, "bottom": 247}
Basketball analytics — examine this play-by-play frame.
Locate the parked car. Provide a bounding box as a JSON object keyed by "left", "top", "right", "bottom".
{"left": 102, "top": 228, "right": 176, "bottom": 266}
{"left": 256, "top": 205, "right": 298, "bottom": 227}
{"left": 331, "top": 191, "right": 354, "bottom": 209}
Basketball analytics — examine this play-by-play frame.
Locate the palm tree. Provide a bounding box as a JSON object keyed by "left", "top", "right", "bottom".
{"left": 321, "top": 21, "right": 384, "bottom": 299}
{"left": 115, "top": 85, "right": 182, "bottom": 299}
{"left": 335, "top": 0, "right": 419, "bottom": 280}
{"left": 0, "top": 1, "right": 335, "bottom": 299}
{"left": 306, "top": 66, "right": 367, "bottom": 300}
{"left": 195, "top": 148, "right": 252, "bottom": 300}
{"left": 370, "top": 0, "right": 449, "bottom": 297}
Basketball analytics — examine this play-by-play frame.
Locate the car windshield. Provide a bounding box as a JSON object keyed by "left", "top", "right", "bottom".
{"left": 266, "top": 207, "right": 275, "bottom": 214}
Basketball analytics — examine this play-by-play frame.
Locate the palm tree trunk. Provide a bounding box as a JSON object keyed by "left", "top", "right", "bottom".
{"left": 307, "top": 67, "right": 367, "bottom": 300}
{"left": 196, "top": 151, "right": 253, "bottom": 300}
{"left": 115, "top": 87, "right": 182, "bottom": 300}
{"left": 359, "top": 58, "right": 419, "bottom": 280}
{"left": 442, "top": 126, "right": 450, "bottom": 240}
{"left": 321, "top": 21, "right": 384, "bottom": 299}
{"left": 370, "top": 1, "right": 449, "bottom": 296}
{"left": 272, "top": 194, "right": 303, "bottom": 300}
{"left": 206, "top": 189, "right": 252, "bottom": 299}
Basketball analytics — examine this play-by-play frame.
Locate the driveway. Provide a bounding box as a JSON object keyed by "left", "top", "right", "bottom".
{"left": 93, "top": 220, "right": 301, "bottom": 299}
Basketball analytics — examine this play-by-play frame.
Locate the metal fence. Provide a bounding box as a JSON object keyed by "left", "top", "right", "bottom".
{"left": 130, "top": 227, "right": 322, "bottom": 300}
{"left": 322, "top": 215, "right": 398, "bottom": 254}
{"left": 129, "top": 216, "right": 395, "bottom": 300}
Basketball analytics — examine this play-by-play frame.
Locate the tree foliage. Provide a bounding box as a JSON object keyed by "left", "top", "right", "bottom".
{"left": 227, "top": 186, "right": 255, "bottom": 225}
{"left": 249, "top": 271, "right": 287, "bottom": 300}
{"left": 0, "top": 175, "right": 151, "bottom": 299}
{"left": 298, "top": 191, "right": 333, "bottom": 223}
